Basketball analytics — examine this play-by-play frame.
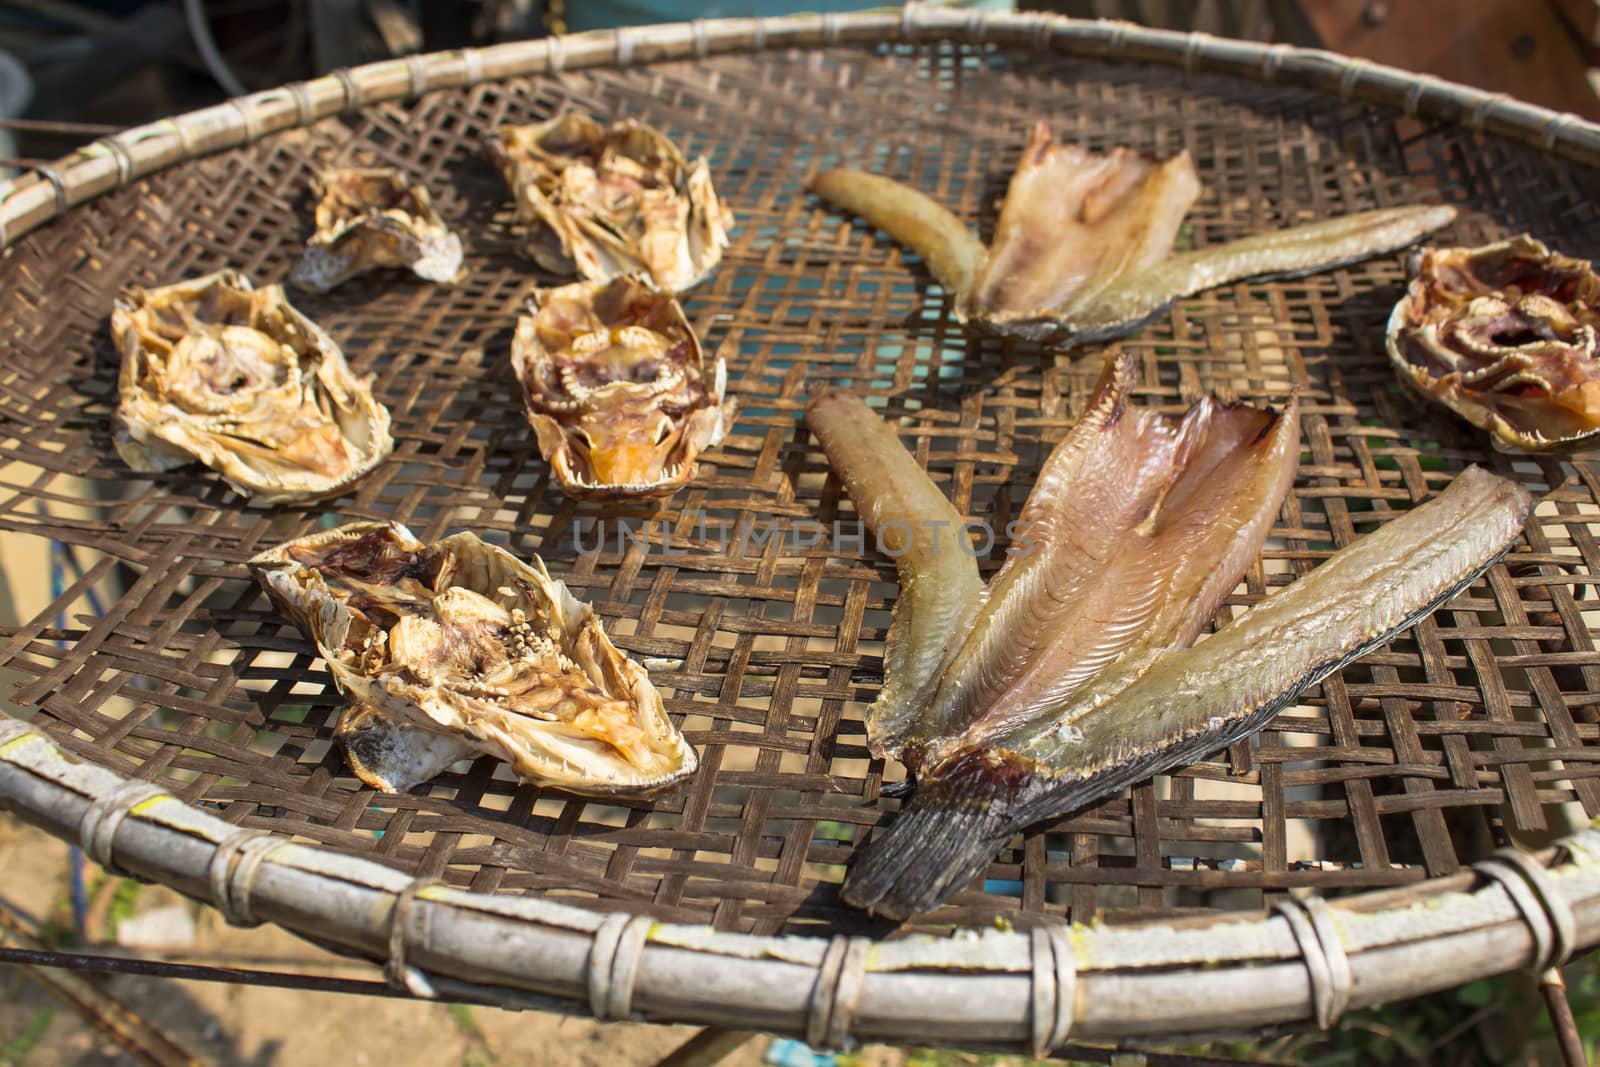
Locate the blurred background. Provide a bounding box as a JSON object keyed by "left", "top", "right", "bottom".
{"left": 4, "top": 0, "right": 1600, "bottom": 175}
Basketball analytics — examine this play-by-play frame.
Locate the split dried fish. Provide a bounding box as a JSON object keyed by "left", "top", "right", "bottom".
{"left": 512, "top": 275, "right": 736, "bottom": 499}
{"left": 290, "top": 167, "right": 464, "bottom": 292}
{"left": 808, "top": 353, "right": 1533, "bottom": 918}
{"left": 251, "top": 521, "right": 698, "bottom": 795}
{"left": 810, "top": 122, "right": 1455, "bottom": 345}
{"left": 112, "top": 269, "right": 393, "bottom": 505}
{"left": 485, "top": 111, "right": 733, "bottom": 292}
{"left": 1387, "top": 235, "right": 1600, "bottom": 452}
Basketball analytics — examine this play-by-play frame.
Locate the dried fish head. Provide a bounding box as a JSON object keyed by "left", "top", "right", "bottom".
{"left": 484, "top": 111, "right": 733, "bottom": 292}
{"left": 290, "top": 167, "right": 464, "bottom": 292}
{"left": 513, "top": 275, "right": 736, "bottom": 499}
{"left": 1386, "top": 235, "right": 1600, "bottom": 451}
{"left": 111, "top": 269, "right": 394, "bottom": 505}
{"left": 250, "top": 522, "right": 698, "bottom": 795}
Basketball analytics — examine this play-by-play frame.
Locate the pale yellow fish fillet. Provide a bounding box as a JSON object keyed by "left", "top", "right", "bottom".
{"left": 840, "top": 454, "right": 1531, "bottom": 919}
{"left": 805, "top": 391, "right": 985, "bottom": 760}
{"left": 972, "top": 124, "right": 1200, "bottom": 322}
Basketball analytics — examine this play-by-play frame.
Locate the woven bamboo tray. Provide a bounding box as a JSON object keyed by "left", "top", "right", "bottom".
{"left": 3, "top": 8, "right": 1600, "bottom": 1054}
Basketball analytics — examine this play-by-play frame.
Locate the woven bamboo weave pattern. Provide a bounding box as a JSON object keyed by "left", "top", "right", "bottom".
{"left": 3, "top": 39, "right": 1600, "bottom": 941}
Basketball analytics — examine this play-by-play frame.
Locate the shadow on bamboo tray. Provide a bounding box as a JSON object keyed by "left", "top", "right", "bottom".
{"left": 1, "top": 8, "right": 1599, "bottom": 1059}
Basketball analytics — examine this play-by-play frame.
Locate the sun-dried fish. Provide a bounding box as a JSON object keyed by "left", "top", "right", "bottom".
{"left": 290, "top": 167, "right": 464, "bottom": 292}
{"left": 1387, "top": 235, "right": 1600, "bottom": 452}
{"left": 807, "top": 393, "right": 985, "bottom": 760}
{"left": 485, "top": 111, "right": 732, "bottom": 292}
{"left": 808, "top": 353, "right": 1533, "bottom": 918}
{"left": 336, "top": 703, "right": 477, "bottom": 792}
{"left": 513, "top": 275, "right": 736, "bottom": 499}
{"left": 251, "top": 522, "right": 698, "bottom": 795}
{"left": 112, "top": 269, "right": 393, "bottom": 505}
{"left": 811, "top": 122, "right": 1455, "bottom": 345}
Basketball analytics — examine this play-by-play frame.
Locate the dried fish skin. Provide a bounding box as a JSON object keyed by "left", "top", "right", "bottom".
{"left": 111, "top": 270, "right": 394, "bottom": 505}
{"left": 1386, "top": 235, "right": 1600, "bottom": 452}
{"left": 810, "top": 122, "right": 1455, "bottom": 345}
{"left": 841, "top": 465, "right": 1533, "bottom": 919}
{"left": 805, "top": 392, "right": 985, "bottom": 760}
{"left": 807, "top": 169, "right": 987, "bottom": 301}
{"left": 485, "top": 112, "right": 733, "bottom": 293}
{"left": 250, "top": 522, "right": 698, "bottom": 796}
{"left": 290, "top": 168, "right": 464, "bottom": 292}
{"left": 513, "top": 275, "right": 736, "bottom": 499}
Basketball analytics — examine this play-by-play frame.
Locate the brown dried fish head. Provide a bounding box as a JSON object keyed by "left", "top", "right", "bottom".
{"left": 290, "top": 167, "right": 463, "bottom": 291}
{"left": 513, "top": 275, "right": 736, "bottom": 499}
{"left": 484, "top": 111, "right": 732, "bottom": 292}
{"left": 111, "top": 269, "right": 394, "bottom": 505}
{"left": 1387, "top": 235, "right": 1600, "bottom": 451}
{"left": 250, "top": 521, "right": 698, "bottom": 795}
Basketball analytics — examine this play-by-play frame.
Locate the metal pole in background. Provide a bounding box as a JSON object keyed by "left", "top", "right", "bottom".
{"left": 311, "top": 0, "right": 364, "bottom": 74}
{"left": 420, "top": 0, "right": 475, "bottom": 51}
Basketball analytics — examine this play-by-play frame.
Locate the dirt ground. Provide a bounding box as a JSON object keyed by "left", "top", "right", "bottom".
{"left": 0, "top": 814, "right": 921, "bottom": 1067}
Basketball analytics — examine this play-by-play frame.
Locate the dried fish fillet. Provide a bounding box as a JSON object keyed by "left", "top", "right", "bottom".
{"left": 485, "top": 112, "right": 733, "bottom": 292}
{"left": 291, "top": 167, "right": 464, "bottom": 292}
{"left": 1386, "top": 235, "right": 1600, "bottom": 451}
{"left": 809, "top": 354, "right": 1534, "bottom": 918}
{"left": 908, "top": 361, "right": 1301, "bottom": 762}
{"left": 112, "top": 270, "right": 394, "bottom": 505}
{"left": 513, "top": 275, "right": 736, "bottom": 499}
{"left": 251, "top": 522, "right": 698, "bottom": 795}
{"left": 812, "top": 355, "right": 1297, "bottom": 770}
{"left": 847, "top": 466, "right": 1531, "bottom": 918}
{"left": 811, "top": 122, "right": 1455, "bottom": 345}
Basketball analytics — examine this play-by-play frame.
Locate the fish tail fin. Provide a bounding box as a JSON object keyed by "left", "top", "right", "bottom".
{"left": 841, "top": 751, "right": 1039, "bottom": 921}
